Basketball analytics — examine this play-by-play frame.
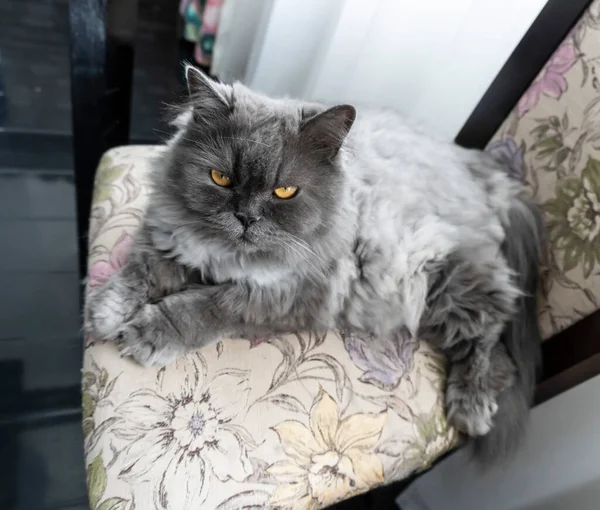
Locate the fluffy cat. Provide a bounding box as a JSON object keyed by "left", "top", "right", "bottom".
{"left": 85, "top": 66, "right": 544, "bottom": 462}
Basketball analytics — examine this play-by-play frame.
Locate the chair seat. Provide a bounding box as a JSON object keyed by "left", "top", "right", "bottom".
{"left": 82, "top": 146, "right": 458, "bottom": 510}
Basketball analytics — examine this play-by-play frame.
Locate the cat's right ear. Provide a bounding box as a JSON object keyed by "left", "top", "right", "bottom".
{"left": 185, "top": 65, "right": 232, "bottom": 123}
{"left": 300, "top": 105, "right": 356, "bottom": 161}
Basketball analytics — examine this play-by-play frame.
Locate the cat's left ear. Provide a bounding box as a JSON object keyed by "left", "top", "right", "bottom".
{"left": 300, "top": 105, "right": 356, "bottom": 161}
{"left": 185, "top": 64, "right": 232, "bottom": 119}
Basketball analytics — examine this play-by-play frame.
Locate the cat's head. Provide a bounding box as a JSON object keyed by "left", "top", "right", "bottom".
{"left": 155, "top": 66, "right": 356, "bottom": 264}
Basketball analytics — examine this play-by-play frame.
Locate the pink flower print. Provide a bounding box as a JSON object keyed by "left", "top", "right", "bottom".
{"left": 518, "top": 41, "right": 578, "bottom": 118}
{"left": 87, "top": 232, "right": 134, "bottom": 290}
{"left": 245, "top": 335, "right": 278, "bottom": 349}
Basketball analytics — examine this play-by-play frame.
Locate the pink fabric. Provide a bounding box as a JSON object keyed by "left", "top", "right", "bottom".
{"left": 88, "top": 232, "right": 133, "bottom": 289}
{"left": 518, "top": 41, "right": 578, "bottom": 117}
{"left": 194, "top": 0, "right": 224, "bottom": 66}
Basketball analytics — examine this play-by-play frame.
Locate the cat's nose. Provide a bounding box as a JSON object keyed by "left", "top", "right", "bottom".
{"left": 234, "top": 212, "right": 261, "bottom": 228}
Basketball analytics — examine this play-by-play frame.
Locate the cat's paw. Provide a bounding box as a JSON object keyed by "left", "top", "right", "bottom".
{"left": 85, "top": 284, "right": 135, "bottom": 341}
{"left": 116, "top": 305, "right": 185, "bottom": 367}
{"left": 445, "top": 380, "right": 498, "bottom": 437}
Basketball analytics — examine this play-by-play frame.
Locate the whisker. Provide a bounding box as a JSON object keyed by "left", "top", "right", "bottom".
{"left": 286, "top": 235, "right": 326, "bottom": 265}
{"left": 286, "top": 233, "right": 316, "bottom": 252}
{"left": 153, "top": 128, "right": 204, "bottom": 147}
{"left": 278, "top": 239, "right": 323, "bottom": 279}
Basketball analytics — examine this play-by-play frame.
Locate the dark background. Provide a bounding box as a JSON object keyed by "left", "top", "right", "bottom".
{"left": 0, "top": 1, "right": 180, "bottom": 508}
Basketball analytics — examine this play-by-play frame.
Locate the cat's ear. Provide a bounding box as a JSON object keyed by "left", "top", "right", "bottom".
{"left": 300, "top": 105, "right": 356, "bottom": 161}
{"left": 185, "top": 64, "right": 232, "bottom": 121}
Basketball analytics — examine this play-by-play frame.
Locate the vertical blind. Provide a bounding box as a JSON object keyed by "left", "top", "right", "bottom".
{"left": 213, "top": 0, "right": 547, "bottom": 139}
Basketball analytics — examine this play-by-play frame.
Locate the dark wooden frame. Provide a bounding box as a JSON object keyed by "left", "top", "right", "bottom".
{"left": 69, "top": 0, "right": 138, "bottom": 277}
{"left": 456, "top": 0, "right": 593, "bottom": 150}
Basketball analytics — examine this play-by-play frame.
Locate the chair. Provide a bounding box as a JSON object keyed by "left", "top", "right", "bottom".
{"left": 70, "top": 0, "right": 600, "bottom": 507}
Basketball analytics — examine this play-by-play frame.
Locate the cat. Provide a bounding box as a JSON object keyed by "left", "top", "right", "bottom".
{"left": 85, "top": 66, "right": 544, "bottom": 462}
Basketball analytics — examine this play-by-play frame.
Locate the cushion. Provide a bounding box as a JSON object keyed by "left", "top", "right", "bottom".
{"left": 83, "top": 146, "right": 457, "bottom": 510}
{"left": 488, "top": 1, "right": 600, "bottom": 338}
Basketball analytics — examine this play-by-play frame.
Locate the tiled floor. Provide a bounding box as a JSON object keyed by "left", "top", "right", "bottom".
{"left": 0, "top": 0, "right": 181, "bottom": 503}
{"left": 0, "top": 164, "right": 87, "bottom": 509}
{"left": 0, "top": 1, "right": 179, "bottom": 507}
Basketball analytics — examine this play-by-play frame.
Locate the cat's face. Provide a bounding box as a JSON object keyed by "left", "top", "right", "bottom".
{"left": 163, "top": 68, "right": 355, "bottom": 258}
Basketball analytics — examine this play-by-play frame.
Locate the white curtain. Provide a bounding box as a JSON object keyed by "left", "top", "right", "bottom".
{"left": 213, "top": 0, "right": 547, "bottom": 139}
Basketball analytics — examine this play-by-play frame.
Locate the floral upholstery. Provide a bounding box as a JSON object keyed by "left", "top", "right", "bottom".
{"left": 489, "top": 0, "right": 600, "bottom": 338}
{"left": 83, "top": 147, "right": 456, "bottom": 510}
{"left": 83, "top": 2, "right": 600, "bottom": 505}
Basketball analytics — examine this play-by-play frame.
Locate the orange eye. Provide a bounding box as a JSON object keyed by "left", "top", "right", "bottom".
{"left": 211, "top": 169, "right": 232, "bottom": 187}
{"left": 274, "top": 186, "right": 298, "bottom": 199}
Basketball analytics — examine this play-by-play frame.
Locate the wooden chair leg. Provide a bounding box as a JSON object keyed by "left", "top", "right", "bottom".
{"left": 69, "top": 0, "right": 139, "bottom": 278}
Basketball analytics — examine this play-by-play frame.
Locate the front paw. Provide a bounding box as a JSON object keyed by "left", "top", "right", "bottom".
{"left": 445, "top": 378, "right": 499, "bottom": 437}
{"left": 116, "top": 305, "right": 186, "bottom": 367}
{"left": 85, "top": 284, "right": 136, "bottom": 341}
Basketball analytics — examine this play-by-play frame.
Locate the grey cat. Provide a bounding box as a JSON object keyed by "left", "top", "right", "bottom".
{"left": 85, "top": 66, "right": 544, "bottom": 462}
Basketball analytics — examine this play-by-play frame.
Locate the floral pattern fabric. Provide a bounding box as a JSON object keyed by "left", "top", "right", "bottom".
{"left": 83, "top": 147, "right": 457, "bottom": 510}
{"left": 489, "top": 0, "right": 600, "bottom": 338}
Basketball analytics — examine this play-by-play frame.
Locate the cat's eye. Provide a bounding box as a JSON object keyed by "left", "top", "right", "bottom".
{"left": 273, "top": 186, "right": 298, "bottom": 199}
{"left": 211, "top": 169, "right": 232, "bottom": 187}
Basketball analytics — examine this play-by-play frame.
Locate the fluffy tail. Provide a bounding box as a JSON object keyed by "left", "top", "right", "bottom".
{"left": 474, "top": 193, "right": 545, "bottom": 463}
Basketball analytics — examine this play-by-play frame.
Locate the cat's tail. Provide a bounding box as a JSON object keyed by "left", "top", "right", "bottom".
{"left": 474, "top": 193, "right": 545, "bottom": 463}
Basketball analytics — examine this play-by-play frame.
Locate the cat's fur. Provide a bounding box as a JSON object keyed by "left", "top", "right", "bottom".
{"left": 85, "top": 67, "right": 544, "bottom": 462}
